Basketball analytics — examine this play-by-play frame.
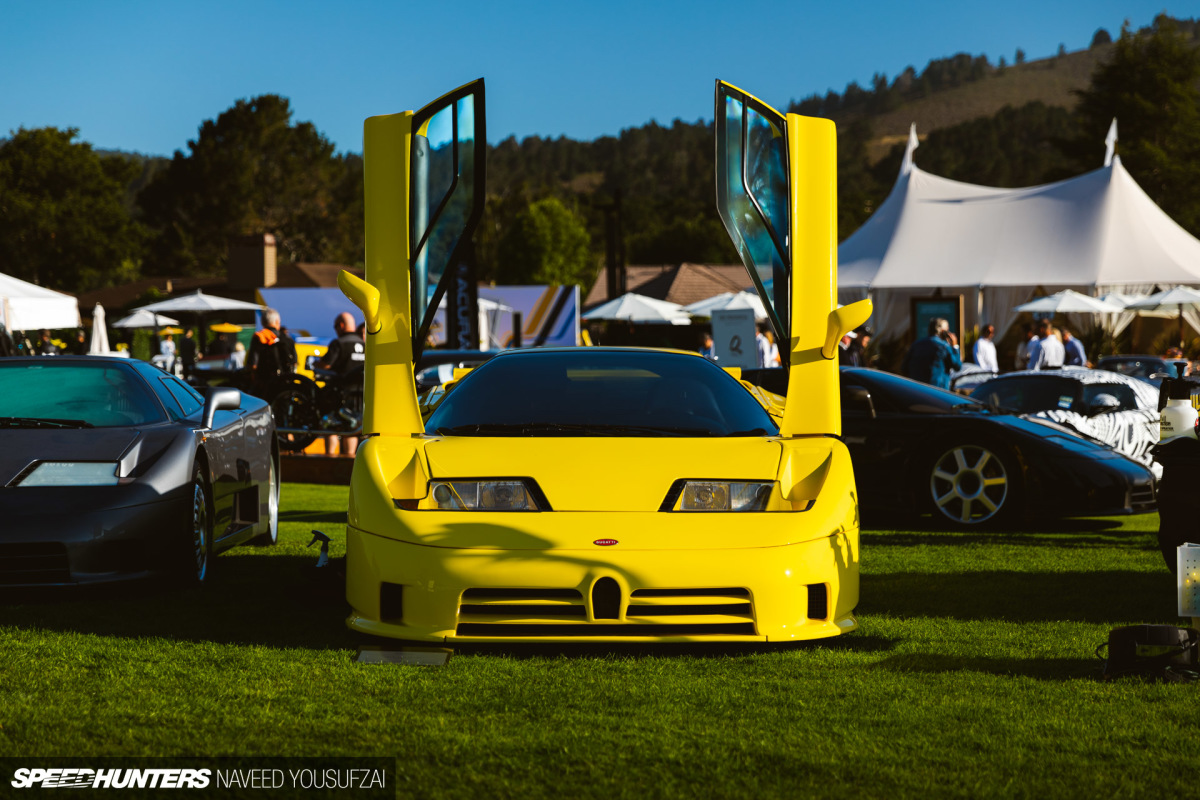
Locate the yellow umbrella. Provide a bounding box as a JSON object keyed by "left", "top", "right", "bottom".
{"left": 160, "top": 326, "right": 183, "bottom": 335}
{"left": 210, "top": 322, "right": 242, "bottom": 333}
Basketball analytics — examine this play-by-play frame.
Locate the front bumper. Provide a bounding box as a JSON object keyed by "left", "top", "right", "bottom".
{"left": 0, "top": 493, "right": 188, "bottom": 586}
{"left": 346, "top": 518, "right": 859, "bottom": 644}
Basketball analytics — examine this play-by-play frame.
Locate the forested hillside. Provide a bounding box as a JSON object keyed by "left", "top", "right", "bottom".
{"left": 2, "top": 15, "right": 1197, "bottom": 299}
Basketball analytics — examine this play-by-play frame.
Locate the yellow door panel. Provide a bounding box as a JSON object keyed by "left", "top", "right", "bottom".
{"left": 714, "top": 80, "right": 873, "bottom": 438}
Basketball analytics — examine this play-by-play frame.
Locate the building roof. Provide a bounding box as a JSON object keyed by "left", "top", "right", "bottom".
{"left": 274, "top": 262, "right": 363, "bottom": 288}
{"left": 586, "top": 263, "right": 750, "bottom": 308}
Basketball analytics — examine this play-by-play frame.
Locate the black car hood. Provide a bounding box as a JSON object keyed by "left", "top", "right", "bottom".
{"left": 0, "top": 428, "right": 140, "bottom": 486}
{"left": 982, "top": 411, "right": 1121, "bottom": 457}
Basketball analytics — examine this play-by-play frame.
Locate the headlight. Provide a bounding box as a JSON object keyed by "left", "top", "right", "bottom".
{"left": 429, "top": 480, "right": 542, "bottom": 511}
{"left": 675, "top": 481, "right": 773, "bottom": 512}
{"left": 15, "top": 462, "right": 120, "bottom": 487}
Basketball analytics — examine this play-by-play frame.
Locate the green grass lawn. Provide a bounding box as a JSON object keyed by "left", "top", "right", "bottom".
{"left": 1, "top": 483, "right": 1196, "bottom": 798}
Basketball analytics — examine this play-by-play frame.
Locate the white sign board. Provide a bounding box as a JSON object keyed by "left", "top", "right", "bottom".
{"left": 711, "top": 308, "right": 758, "bottom": 369}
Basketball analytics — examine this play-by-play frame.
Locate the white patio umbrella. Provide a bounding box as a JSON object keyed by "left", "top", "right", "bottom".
{"left": 135, "top": 289, "right": 265, "bottom": 314}
{"left": 88, "top": 303, "right": 110, "bottom": 355}
{"left": 1127, "top": 286, "right": 1200, "bottom": 347}
{"left": 683, "top": 291, "right": 768, "bottom": 321}
{"left": 1013, "top": 290, "right": 1124, "bottom": 315}
{"left": 583, "top": 293, "right": 691, "bottom": 325}
{"left": 111, "top": 309, "right": 179, "bottom": 328}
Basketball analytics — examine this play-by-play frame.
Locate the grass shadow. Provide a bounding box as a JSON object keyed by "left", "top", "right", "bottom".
{"left": 861, "top": 569, "right": 1179, "bottom": 624}
{"left": 280, "top": 510, "right": 349, "bottom": 524}
{"left": 432, "top": 632, "right": 897, "bottom": 661}
{"left": 873, "top": 652, "right": 1102, "bottom": 682}
{"left": 0, "top": 552, "right": 355, "bottom": 651}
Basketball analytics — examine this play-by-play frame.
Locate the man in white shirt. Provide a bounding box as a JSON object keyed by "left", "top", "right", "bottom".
{"left": 973, "top": 324, "right": 998, "bottom": 373}
{"left": 1028, "top": 319, "right": 1065, "bottom": 370}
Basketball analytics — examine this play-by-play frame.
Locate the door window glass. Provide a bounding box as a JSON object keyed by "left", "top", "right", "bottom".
{"left": 716, "top": 85, "right": 789, "bottom": 347}
{"left": 411, "top": 91, "right": 480, "bottom": 346}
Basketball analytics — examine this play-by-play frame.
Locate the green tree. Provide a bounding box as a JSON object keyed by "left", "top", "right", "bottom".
{"left": 1068, "top": 18, "right": 1200, "bottom": 233}
{"left": 138, "top": 94, "right": 360, "bottom": 276}
{"left": 495, "top": 197, "right": 593, "bottom": 286}
{"left": 0, "top": 127, "right": 143, "bottom": 293}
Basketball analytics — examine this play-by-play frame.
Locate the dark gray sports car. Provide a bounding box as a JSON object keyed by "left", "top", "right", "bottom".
{"left": 0, "top": 356, "right": 279, "bottom": 586}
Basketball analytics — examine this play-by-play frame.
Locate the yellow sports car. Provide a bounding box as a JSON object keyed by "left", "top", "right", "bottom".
{"left": 337, "top": 79, "right": 871, "bottom": 643}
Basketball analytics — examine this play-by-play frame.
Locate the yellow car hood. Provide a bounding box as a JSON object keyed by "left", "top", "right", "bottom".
{"left": 423, "top": 436, "right": 782, "bottom": 512}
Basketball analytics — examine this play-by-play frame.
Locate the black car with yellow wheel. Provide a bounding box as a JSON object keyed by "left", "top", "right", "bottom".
{"left": 0, "top": 356, "right": 279, "bottom": 586}
{"left": 838, "top": 368, "right": 1155, "bottom": 527}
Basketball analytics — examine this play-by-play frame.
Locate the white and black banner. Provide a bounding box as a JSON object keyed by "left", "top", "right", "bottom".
{"left": 2, "top": 758, "right": 392, "bottom": 798}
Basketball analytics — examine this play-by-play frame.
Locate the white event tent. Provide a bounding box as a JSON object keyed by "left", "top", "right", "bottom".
{"left": 0, "top": 271, "right": 81, "bottom": 331}
{"left": 838, "top": 122, "right": 1200, "bottom": 341}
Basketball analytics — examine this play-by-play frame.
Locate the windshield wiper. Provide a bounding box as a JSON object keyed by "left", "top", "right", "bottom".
{"left": 0, "top": 416, "right": 94, "bottom": 429}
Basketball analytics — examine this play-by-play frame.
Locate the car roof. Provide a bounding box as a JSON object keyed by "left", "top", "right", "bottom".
{"left": 976, "top": 366, "right": 1158, "bottom": 406}
{"left": 489, "top": 346, "right": 704, "bottom": 359}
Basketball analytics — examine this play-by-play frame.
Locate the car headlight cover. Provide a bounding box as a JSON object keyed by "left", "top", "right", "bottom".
{"left": 430, "top": 480, "right": 540, "bottom": 511}
{"left": 16, "top": 461, "right": 120, "bottom": 487}
{"left": 679, "top": 481, "right": 772, "bottom": 511}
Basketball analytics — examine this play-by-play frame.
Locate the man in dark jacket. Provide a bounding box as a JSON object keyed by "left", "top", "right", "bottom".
{"left": 902, "top": 318, "right": 961, "bottom": 389}
{"left": 316, "top": 312, "right": 365, "bottom": 376}
{"left": 247, "top": 308, "right": 296, "bottom": 392}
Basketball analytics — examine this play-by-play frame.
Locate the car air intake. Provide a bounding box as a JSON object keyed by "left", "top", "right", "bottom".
{"left": 591, "top": 577, "right": 621, "bottom": 620}
{"left": 807, "top": 583, "right": 828, "bottom": 620}
{"left": 453, "top": 586, "right": 757, "bottom": 638}
{"left": 0, "top": 543, "right": 70, "bottom": 585}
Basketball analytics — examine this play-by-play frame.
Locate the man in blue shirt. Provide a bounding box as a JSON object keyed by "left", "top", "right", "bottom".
{"left": 902, "top": 318, "right": 962, "bottom": 390}
{"left": 1062, "top": 328, "right": 1087, "bottom": 367}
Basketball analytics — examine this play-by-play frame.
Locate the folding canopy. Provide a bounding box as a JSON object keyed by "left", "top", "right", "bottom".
{"left": 0, "top": 272, "right": 81, "bottom": 331}
{"left": 838, "top": 124, "right": 1200, "bottom": 340}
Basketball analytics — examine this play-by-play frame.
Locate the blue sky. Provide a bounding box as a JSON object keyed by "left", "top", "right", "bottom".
{"left": 0, "top": 1, "right": 1189, "bottom": 156}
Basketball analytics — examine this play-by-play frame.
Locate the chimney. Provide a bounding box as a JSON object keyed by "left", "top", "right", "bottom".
{"left": 228, "top": 234, "right": 277, "bottom": 292}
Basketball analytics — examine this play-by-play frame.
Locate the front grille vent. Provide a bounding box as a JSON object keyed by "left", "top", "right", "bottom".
{"left": 455, "top": 586, "right": 756, "bottom": 638}
{"left": 0, "top": 543, "right": 70, "bottom": 585}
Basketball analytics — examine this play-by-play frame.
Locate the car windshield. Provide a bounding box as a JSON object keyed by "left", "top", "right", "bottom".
{"left": 425, "top": 350, "right": 779, "bottom": 437}
{"left": 971, "top": 376, "right": 1084, "bottom": 414}
{"left": 846, "top": 369, "right": 980, "bottom": 414}
{"left": 0, "top": 360, "right": 164, "bottom": 427}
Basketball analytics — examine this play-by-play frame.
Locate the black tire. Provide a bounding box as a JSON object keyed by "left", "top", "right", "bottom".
{"left": 252, "top": 455, "right": 281, "bottom": 546}
{"left": 182, "top": 465, "right": 213, "bottom": 584}
{"left": 925, "top": 440, "right": 1022, "bottom": 528}
{"left": 271, "top": 387, "right": 319, "bottom": 451}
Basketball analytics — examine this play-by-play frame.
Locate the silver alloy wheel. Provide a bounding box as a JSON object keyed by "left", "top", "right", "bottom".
{"left": 267, "top": 458, "right": 279, "bottom": 544}
{"left": 191, "top": 481, "right": 209, "bottom": 581}
{"left": 929, "top": 444, "right": 1009, "bottom": 524}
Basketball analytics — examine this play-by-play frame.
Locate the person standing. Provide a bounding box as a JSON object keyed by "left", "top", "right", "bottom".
{"left": 36, "top": 330, "right": 59, "bottom": 356}
{"left": 837, "top": 330, "right": 858, "bottom": 366}
{"left": 1027, "top": 319, "right": 1065, "bottom": 370}
{"left": 71, "top": 330, "right": 88, "bottom": 355}
{"left": 973, "top": 325, "right": 999, "bottom": 373}
{"left": 849, "top": 328, "right": 872, "bottom": 368}
{"left": 699, "top": 333, "right": 716, "bottom": 361}
{"left": 316, "top": 312, "right": 366, "bottom": 376}
{"left": 248, "top": 308, "right": 297, "bottom": 392}
{"left": 160, "top": 333, "right": 176, "bottom": 373}
{"left": 1062, "top": 328, "right": 1087, "bottom": 367}
{"left": 1015, "top": 325, "right": 1035, "bottom": 370}
{"left": 180, "top": 328, "right": 198, "bottom": 380}
{"left": 902, "top": 318, "right": 962, "bottom": 389}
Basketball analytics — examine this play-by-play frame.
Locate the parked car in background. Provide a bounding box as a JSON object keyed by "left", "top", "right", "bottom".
{"left": 0, "top": 356, "right": 279, "bottom": 586}
{"left": 1095, "top": 355, "right": 1185, "bottom": 387}
{"left": 970, "top": 366, "right": 1160, "bottom": 475}
{"left": 839, "top": 368, "right": 1156, "bottom": 526}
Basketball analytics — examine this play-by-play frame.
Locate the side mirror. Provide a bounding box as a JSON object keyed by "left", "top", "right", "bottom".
{"left": 844, "top": 386, "right": 875, "bottom": 418}
{"left": 203, "top": 387, "right": 241, "bottom": 429}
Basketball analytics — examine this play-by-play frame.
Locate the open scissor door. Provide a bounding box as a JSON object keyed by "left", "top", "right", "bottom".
{"left": 344, "top": 79, "right": 485, "bottom": 436}
{"left": 715, "top": 81, "right": 871, "bottom": 437}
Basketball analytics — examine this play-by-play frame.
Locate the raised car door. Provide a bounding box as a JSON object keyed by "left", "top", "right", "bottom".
{"left": 339, "top": 80, "right": 486, "bottom": 437}
{"left": 714, "top": 81, "right": 871, "bottom": 437}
